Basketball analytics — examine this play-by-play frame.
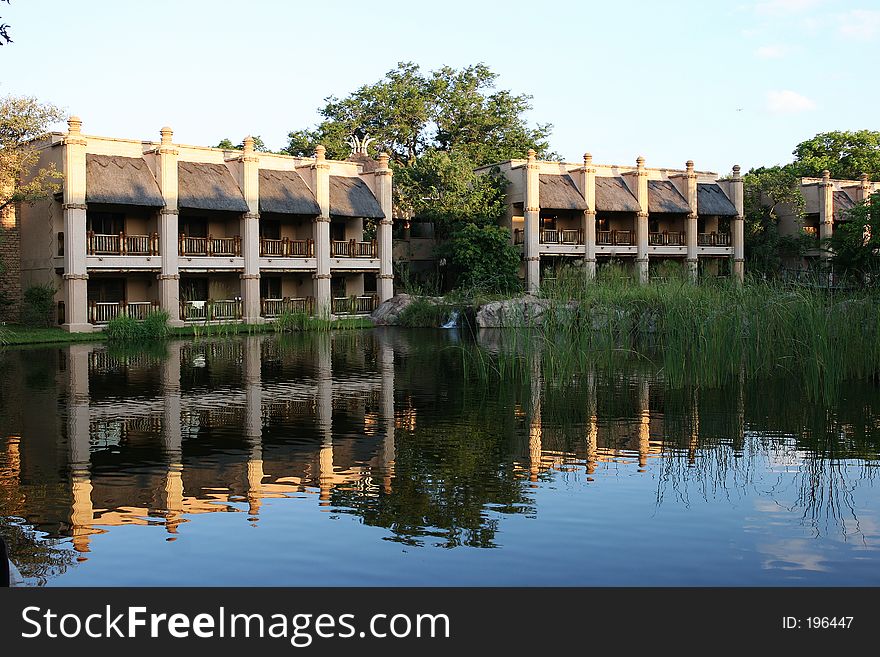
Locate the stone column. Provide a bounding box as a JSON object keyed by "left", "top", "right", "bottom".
{"left": 684, "top": 160, "right": 699, "bottom": 282}
{"left": 243, "top": 335, "right": 264, "bottom": 519}
{"left": 524, "top": 149, "right": 541, "bottom": 293}
{"left": 239, "top": 137, "right": 262, "bottom": 323}
{"left": 857, "top": 173, "right": 873, "bottom": 203}
{"left": 67, "top": 344, "right": 93, "bottom": 553}
{"left": 731, "top": 165, "right": 745, "bottom": 283}
{"left": 156, "top": 126, "right": 184, "bottom": 326}
{"left": 161, "top": 342, "right": 184, "bottom": 533}
{"left": 313, "top": 146, "right": 332, "bottom": 317}
{"left": 61, "top": 117, "right": 90, "bottom": 332}
{"left": 634, "top": 156, "right": 650, "bottom": 284}
{"left": 819, "top": 169, "right": 833, "bottom": 260}
{"left": 581, "top": 153, "right": 597, "bottom": 280}
{"left": 374, "top": 152, "right": 395, "bottom": 302}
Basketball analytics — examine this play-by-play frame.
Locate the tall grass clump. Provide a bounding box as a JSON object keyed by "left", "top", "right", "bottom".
{"left": 398, "top": 298, "right": 454, "bottom": 328}
{"left": 106, "top": 311, "right": 170, "bottom": 342}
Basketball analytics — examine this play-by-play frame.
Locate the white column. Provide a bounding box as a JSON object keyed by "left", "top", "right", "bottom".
{"left": 731, "top": 165, "right": 745, "bottom": 283}
{"left": 635, "top": 156, "right": 649, "bottom": 284}
{"left": 62, "top": 117, "right": 91, "bottom": 332}
{"left": 240, "top": 137, "right": 262, "bottom": 323}
{"left": 581, "top": 153, "right": 597, "bottom": 280}
{"left": 313, "top": 146, "right": 331, "bottom": 317}
{"left": 684, "top": 160, "right": 699, "bottom": 282}
{"left": 156, "top": 126, "right": 184, "bottom": 326}
{"left": 524, "top": 149, "right": 541, "bottom": 293}
{"left": 374, "top": 152, "right": 395, "bottom": 302}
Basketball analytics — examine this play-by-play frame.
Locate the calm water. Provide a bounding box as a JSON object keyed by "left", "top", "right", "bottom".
{"left": 1, "top": 329, "right": 879, "bottom": 586}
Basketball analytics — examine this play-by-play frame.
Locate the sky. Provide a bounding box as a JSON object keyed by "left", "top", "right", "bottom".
{"left": 0, "top": 0, "right": 877, "bottom": 174}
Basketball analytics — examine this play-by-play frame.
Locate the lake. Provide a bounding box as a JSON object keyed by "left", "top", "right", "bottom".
{"left": 1, "top": 328, "right": 879, "bottom": 586}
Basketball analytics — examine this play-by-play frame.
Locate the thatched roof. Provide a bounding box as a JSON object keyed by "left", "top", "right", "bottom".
{"left": 259, "top": 169, "right": 320, "bottom": 215}
{"left": 178, "top": 162, "right": 249, "bottom": 212}
{"left": 329, "top": 176, "right": 384, "bottom": 218}
{"left": 595, "top": 176, "right": 640, "bottom": 213}
{"left": 538, "top": 174, "right": 587, "bottom": 211}
{"left": 648, "top": 180, "right": 690, "bottom": 214}
{"left": 697, "top": 183, "right": 738, "bottom": 216}
{"left": 833, "top": 190, "right": 856, "bottom": 220}
{"left": 85, "top": 155, "right": 164, "bottom": 207}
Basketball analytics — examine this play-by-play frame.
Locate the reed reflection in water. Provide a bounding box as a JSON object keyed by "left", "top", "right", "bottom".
{"left": 1, "top": 328, "right": 879, "bottom": 586}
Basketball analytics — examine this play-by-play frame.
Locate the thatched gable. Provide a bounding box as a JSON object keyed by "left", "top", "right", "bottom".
{"left": 259, "top": 169, "right": 320, "bottom": 215}
{"left": 648, "top": 180, "right": 690, "bottom": 214}
{"left": 595, "top": 176, "right": 640, "bottom": 213}
{"left": 697, "top": 183, "right": 738, "bottom": 216}
{"left": 85, "top": 155, "right": 164, "bottom": 207}
{"left": 538, "top": 174, "right": 587, "bottom": 211}
{"left": 329, "top": 176, "right": 384, "bottom": 218}
{"left": 178, "top": 162, "right": 249, "bottom": 212}
{"left": 833, "top": 190, "right": 856, "bottom": 220}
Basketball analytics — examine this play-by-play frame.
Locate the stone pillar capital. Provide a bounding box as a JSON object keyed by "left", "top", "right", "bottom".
{"left": 161, "top": 208, "right": 179, "bottom": 215}
{"left": 240, "top": 273, "right": 261, "bottom": 280}
{"left": 243, "top": 212, "right": 260, "bottom": 220}
{"left": 160, "top": 126, "right": 174, "bottom": 145}
{"left": 63, "top": 273, "right": 89, "bottom": 280}
{"left": 62, "top": 203, "right": 87, "bottom": 211}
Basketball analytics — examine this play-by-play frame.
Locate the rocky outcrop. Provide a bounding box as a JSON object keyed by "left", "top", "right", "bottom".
{"left": 475, "top": 296, "right": 553, "bottom": 328}
{"left": 371, "top": 294, "right": 415, "bottom": 326}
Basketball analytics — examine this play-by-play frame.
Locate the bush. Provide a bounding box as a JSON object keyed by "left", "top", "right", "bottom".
{"left": 438, "top": 224, "right": 522, "bottom": 295}
{"left": 105, "top": 310, "right": 170, "bottom": 342}
{"left": 20, "top": 283, "right": 56, "bottom": 327}
{"left": 398, "top": 298, "right": 452, "bottom": 327}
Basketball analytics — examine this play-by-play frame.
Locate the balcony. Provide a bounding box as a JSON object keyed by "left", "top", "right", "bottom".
{"left": 697, "top": 232, "right": 731, "bottom": 247}
{"left": 649, "top": 231, "right": 686, "bottom": 246}
{"left": 88, "top": 301, "right": 160, "bottom": 325}
{"left": 597, "top": 230, "right": 633, "bottom": 246}
{"left": 178, "top": 235, "right": 242, "bottom": 257}
{"left": 87, "top": 232, "right": 159, "bottom": 256}
{"left": 540, "top": 229, "right": 583, "bottom": 245}
{"left": 331, "top": 295, "right": 378, "bottom": 315}
{"left": 331, "top": 240, "right": 378, "bottom": 258}
{"left": 180, "top": 299, "right": 242, "bottom": 322}
{"left": 260, "top": 237, "right": 314, "bottom": 257}
{"left": 261, "top": 297, "right": 314, "bottom": 318}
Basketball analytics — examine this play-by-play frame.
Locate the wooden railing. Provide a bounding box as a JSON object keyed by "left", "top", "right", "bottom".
{"left": 87, "top": 232, "right": 159, "bottom": 255}
{"left": 697, "top": 232, "right": 731, "bottom": 247}
{"left": 540, "top": 229, "right": 583, "bottom": 245}
{"left": 180, "top": 299, "right": 242, "bottom": 322}
{"left": 597, "top": 230, "right": 634, "bottom": 246}
{"left": 331, "top": 295, "right": 378, "bottom": 315}
{"left": 260, "top": 237, "right": 314, "bottom": 257}
{"left": 261, "top": 297, "right": 314, "bottom": 317}
{"left": 178, "top": 235, "right": 242, "bottom": 256}
{"left": 88, "top": 301, "right": 160, "bottom": 324}
{"left": 331, "top": 240, "right": 377, "bottom": 258}
{"left": 649, "top": 231, "right": 686, "bottom": 246}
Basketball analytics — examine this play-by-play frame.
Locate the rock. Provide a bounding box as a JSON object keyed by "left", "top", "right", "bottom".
{"left": 371, "top": 294, "right": 414, "bottom": 326}
{"left": 475, "top": 296, "right": 552, "bottom": 328}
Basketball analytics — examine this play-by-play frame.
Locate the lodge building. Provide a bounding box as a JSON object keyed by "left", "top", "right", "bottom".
{"left": 479, "top": 150, "right": 746, "bottom": 291}
{"left": 17, "top": 118, "right": 394, "bottom": 332}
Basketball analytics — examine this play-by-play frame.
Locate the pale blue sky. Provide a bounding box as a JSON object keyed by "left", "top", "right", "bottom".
{"left": 1, "top": 0, "right": 877, "bottom": 173}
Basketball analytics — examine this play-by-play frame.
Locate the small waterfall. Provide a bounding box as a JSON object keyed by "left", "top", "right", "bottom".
{"left": 440, "top": 309, "right": 460, "bottom": 329}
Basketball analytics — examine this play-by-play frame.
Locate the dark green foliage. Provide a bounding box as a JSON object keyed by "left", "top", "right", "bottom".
{"left": 273, "top": 310, "right": 310, "bottom": 332}
{"left": 791, "top": 130, "right": 880, "bottom": 181}
{"left": 830, "top": 191, "right": 880, "bottom": 281}
{"left": 398, "top": 298, "right": 452, "bottom": 327}
{"left": 438, "top": 224, "right": 522, "bottom": 295}
{"left": 20, "top": 283, "right": 55, "bottom": 327}
{"left": 105, "top": 311, "right": 170, "bottom": 342}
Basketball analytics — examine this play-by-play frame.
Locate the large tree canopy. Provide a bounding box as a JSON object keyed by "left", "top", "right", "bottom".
{"left": 791, "top": 130, "right": 880, "bottom": 181}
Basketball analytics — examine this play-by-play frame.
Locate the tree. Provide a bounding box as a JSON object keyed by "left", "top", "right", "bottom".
{"left": 1, "top": 0, "right": 11, "bottom": 46}
{"left": 437, "top": 223, "right": 521, "bottom": 294}
{"left": 0, "top": 95, "right": 65, "bottom": 213}
{"left": 742, "top": 165, "right": 811, "bottom": 276}
{"left": 829, "top": 191, "right": 880, "bottom": 281}
{"left": 791, "top": 130, "right": 880, "bottom": 181}
{"left": 215, "top": 135, "right": 271, "bottom": 152}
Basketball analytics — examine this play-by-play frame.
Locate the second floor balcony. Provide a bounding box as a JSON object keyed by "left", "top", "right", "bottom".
{"left": 260, "top": 237, "right": 314, "bottom": 257}
{"left": 540, "top": 229, "right": 583, "bottom": 245}
{"left": 179, "top": 235, "right": 242, "bottom": 257}
{"left": 87, "top": 231, "right": 160, "bottom": 256}
{"left": 331, "top": 240, "right": 378, "bottom": 258}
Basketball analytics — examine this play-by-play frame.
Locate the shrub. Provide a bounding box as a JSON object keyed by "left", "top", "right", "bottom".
{"left": 398, "top": 298, "right": 451, "bottom": 327}
{"left": 105, "top": 310, "right": 170, "bottom": 342}
{"left": 20, "top": 283, "right": 56, "bottom": 327}
{"left": 438, "top": 224, "right": 522, "bottom": 295}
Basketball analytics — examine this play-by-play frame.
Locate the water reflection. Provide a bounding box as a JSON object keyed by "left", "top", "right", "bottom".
{"left": 1, "top": 328, "right": 879, "bottom": 585}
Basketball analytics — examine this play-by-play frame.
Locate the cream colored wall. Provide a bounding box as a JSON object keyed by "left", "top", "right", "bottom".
{"left": 19, "top": 143, "right": 63, "bottom": 289}
{"left": 343, "top": 273, "right": 364, "bottom": 296}
{"left": 702, "top": 216, "right": 720, "bottom": 232}
{"left": 280, "top": 275, "right": 311, "bottom": 298}
{"left": 125, "top": 277, "right": 158, "bottom": 302}
{"left": 653, "top": 216, "right": 686, "bottom": 232}
{"left": 277, "top": 219, "right": 313, "bottom": 241}
{"left": 344, "top": 217, "right": 364, "bottom": 241}
{"left": 604, "top": 214, "right": 636, "bottom": 231}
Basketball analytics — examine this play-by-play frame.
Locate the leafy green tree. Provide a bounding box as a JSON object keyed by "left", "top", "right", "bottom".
{"left": 791, "top": 130, "right": 880, "bottom": 181}
{"left": 438, "top": 223, "right": 521, "bottom": 294}
{"left": 829, "top": 191, "right": 880, "bottom": 281}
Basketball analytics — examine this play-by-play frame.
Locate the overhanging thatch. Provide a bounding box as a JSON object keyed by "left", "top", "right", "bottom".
{"left": 329, "top": 176, "right": 384, "bottom": 218}
{"left": 697, "top": 183, "right": 738, "bottom": 216}
{"left": 259, "top": 169, "right": 320, "bottom": 215}
{"left": 648, "top": 180, "right": 690, "bottom": 214}
{"left": 178, "top": 162, "right": 249, "bottom": 212}
{"left": 833, "top": 190, "right": 856, "bottom": 220}
{"left": 595, "top": 176, "right": 640, "bottom": 213}
{"left": 85, "top": 155, "right": 164, "bottom": 207}
{"left": 538, "top": 174, "right": 587, "bottom": 211}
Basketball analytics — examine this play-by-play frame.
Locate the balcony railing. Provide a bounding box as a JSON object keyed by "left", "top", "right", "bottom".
{"left": 697, "top": 232, "right": 731, "bottom": 247}
{"left": 597, "top": 230, "right": 634, "bottom": 246}
{"left": 331, "top": 295, "right": 378, "bottom": 315}
{"left": 649, "top": 231, "right": 686, "bottom": 246}
{"left": 540, "top": 229, "right": 583, "bottom": 245}
{"left": 88, "top": 301, "right": 160, "bottom": 324}
{"left": 261, "top": 297, "right": 314, "bottom": 318}
{"left": 87, "top": 232, "right": 159, "bottom": 256}
{"left": 180, "top": 299, "right": 242, "bottom": 322}
{"left": 331, "top": 240, "right": 377, "bottom": 258}
{"left": 260, "top": 237, "right": 314, "bottom": 257}
{"left": 178, "top": 235, "right": 242, "bottom": 257}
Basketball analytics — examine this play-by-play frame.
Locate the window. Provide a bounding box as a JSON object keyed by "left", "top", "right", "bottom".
{"left": 87, "top": 212, "right": 124, "bottom": 235}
